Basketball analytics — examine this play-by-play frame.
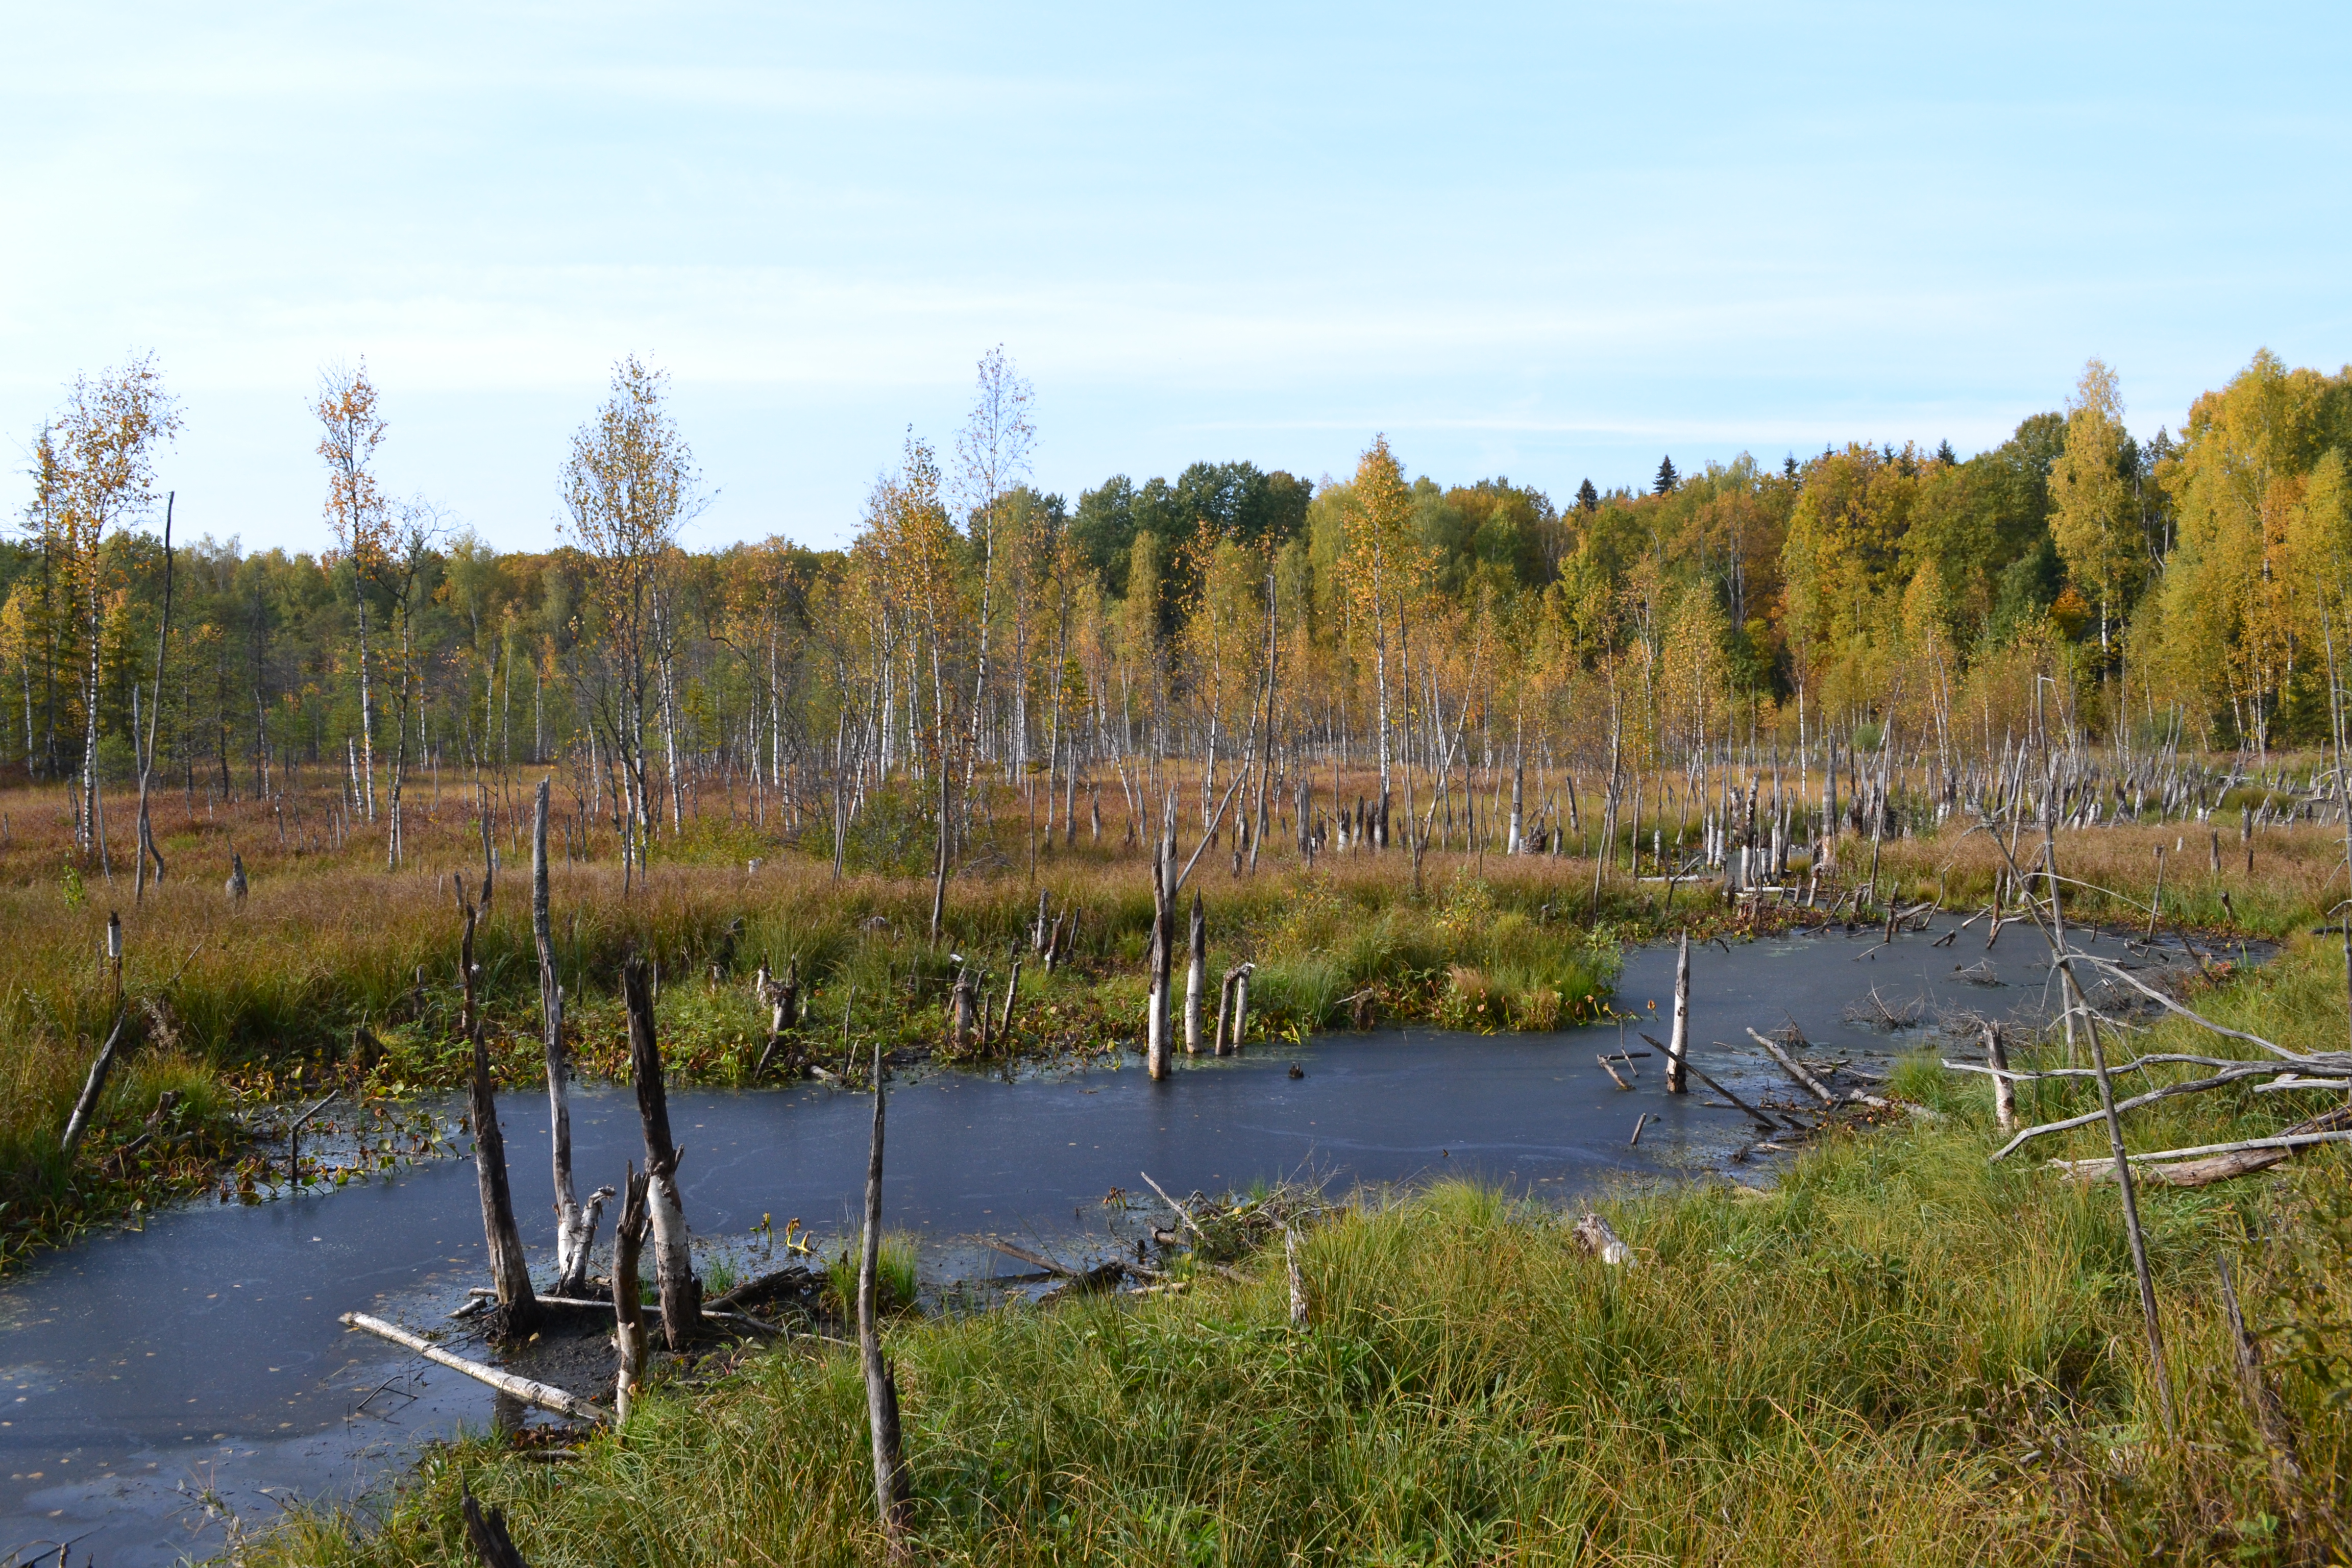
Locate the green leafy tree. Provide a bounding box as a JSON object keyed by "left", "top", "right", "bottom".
{"left": 2048, "top": 359, "right": 2140, "bottom": 651}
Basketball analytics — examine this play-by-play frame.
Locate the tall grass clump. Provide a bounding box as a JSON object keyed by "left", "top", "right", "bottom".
{"left": 246, "top": 1122, "right": 2351, "bottom": 1565}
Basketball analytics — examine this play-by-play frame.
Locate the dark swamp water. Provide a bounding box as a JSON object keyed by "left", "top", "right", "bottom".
{"left": 2, "top": 915, "right": 2206, "bottom": 1564}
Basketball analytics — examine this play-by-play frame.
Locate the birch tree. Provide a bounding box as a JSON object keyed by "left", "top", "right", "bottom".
{"left": 41, "top": 357, "right": 181, "bottom": 867}
{"left": 563, "top": 356, "right": 707, "bottom": 886}
{"left": 314, "top": 362, "right": 397, "bottom": 826}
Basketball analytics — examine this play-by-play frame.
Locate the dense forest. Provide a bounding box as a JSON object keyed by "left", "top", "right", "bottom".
{"left": 7, "top": 347, "right": 2351, "bottom": 883}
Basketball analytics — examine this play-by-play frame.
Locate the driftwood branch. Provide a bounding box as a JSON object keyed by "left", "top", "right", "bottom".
{"left": 1746, "top": 1028, "right": 1836, "bottom": 1105}
{"left": 2042, "top": 1129, "right": 2352, "bottom": 1170}
{"left": 1988, "top": 1064, "right": 2280, "bottom": 1160}
{"left": 339, "top": 1312, "right": 605, "bottom": 1422}
{"left": 2061, "top": 952, "right": 2325, "bottom": 1067}
{"left": 1139, "top": 1169, "right": 1206, "bottom": 1241}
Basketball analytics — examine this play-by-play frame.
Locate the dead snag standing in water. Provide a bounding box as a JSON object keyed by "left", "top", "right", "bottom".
{"left": 459, "top": 875, "right": 537, "bottom": 1336}
{"left": 623, "top": 954, "right": 700, "bottom": 1348}
{"left": 859, "top": 1040, "right": 913, "bottom": 1554}
{"left": 535, "top": 781, "right": 608, "bottom": 1297}
{"left": 612, "top": 1162, "right": 652, "bottom": 1425}
{"left": 1665, "top": 931, "right": 1691, "bottom": 1095}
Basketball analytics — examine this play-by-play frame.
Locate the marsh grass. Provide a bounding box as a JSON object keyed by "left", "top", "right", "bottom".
{"left": 247, "top": 949, "right": 2352, "bottom": 1562}
{"left": 822, "top": 1231, "right": 922, "bottom": 1318}
{"left": 5, "top": 768, "right": 2341, "bottom": 1273}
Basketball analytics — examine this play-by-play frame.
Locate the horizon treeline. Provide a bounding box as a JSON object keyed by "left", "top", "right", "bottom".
{"left": 6, "top": 346, "right": 2350, "bottom": 875}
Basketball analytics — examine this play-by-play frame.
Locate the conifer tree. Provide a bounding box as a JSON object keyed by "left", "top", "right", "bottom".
{"left": 1654, "top": 456, "right": 1678, "bottom": 495}
{"left": 1576, "top": 478, "right": 1599, "bottom": 513}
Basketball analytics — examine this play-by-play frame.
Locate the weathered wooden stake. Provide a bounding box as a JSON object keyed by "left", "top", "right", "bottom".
{"left": 859, "top": 1039, "right": 913, "bottom": 1554}
{"left": 624, "top": 954, "right": 700, "bottom": 1348}
{"left": 1973, "top": 1017, "right": 2016, "bottom": 1132}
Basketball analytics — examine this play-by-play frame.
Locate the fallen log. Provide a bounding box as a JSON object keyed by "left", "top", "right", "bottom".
{"left": 1641, "top": 1033, "right": 1773, "bottom": 1129}
{"left": 1987, "top": 1064, "right": 2279, "bottom": 1160}
{"left": 340, "top": 1311, "right": 605, "bottom": 1423}
{"left": 2069, "top": 1147, "right": 2291, "bottom": 1187}
{"left": 1747, "top": 1028, "right": 1837, "bottom": 1106}
{"left": 986, "top": 1237, "right": 1077, "bottom": 1277}
{"left": 2044, "top": 1129, "right": 2352, "bottom": 1171}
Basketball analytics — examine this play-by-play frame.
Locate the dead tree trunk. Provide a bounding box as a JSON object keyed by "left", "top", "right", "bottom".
{"left": 1983, "top": 1018, "right": 2016, "bottom": 1133}
{"left": 859, "top": 1039, "right": 913, "bottom": 1554}
{"left": 612, "top": 1162, "right": 651, "bottom": 1425}
{"left": 623, "top": 954, "right": 699, "bottom": 1348}
{"left": 462, "top": 884, "right": 536, "bottom": 1335}
{"left": 1146, "top": 799, "right": 1173, "bottom": 1081}
{"left": 1665, "top": 931, "right": 1690, "bottom": 1094}
{"left": 948, "top": 966, "right": 978, "bottom": 1050}
{"left": 535, "top": 782, "right": 606, "bottom": 1296}
{"left": 1184, "top": 890, "right": 1207, "bottom": 1055}
{"left": 59, "top": 1008, "right": 131, "bottom": 1160}
{"left": 999, "top": 959, "right": 1021, "bottom": 1038}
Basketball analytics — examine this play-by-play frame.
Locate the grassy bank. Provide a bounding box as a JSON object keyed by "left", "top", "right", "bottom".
{"left": 248, "top": 933, "right": 2352, "bottom": 1565}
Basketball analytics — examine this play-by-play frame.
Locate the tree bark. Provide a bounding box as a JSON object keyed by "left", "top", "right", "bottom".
{"left": 612, "top": 1163, "right": 651, "bottom": 1425}
{"left": 468, "top": 1026, "right": 538, "bottom": 1335}
{"left": 624, "top": 954, "right": 699, "bottom": 1347}
{"left": 1665, "top": 930, "right": 1690, "bottom": 1094}
{"left": 59, "top": 1008, "right": 130, "bottom": 1160}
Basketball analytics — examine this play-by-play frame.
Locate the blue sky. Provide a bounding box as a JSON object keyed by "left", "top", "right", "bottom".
{"left": 3, "top": 3, "right": 2346, "bottom": 553}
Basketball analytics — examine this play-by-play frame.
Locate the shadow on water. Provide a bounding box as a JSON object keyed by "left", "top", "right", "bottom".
{"left": 0, "top": 912, "right": 2209, "bottom": 1563}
